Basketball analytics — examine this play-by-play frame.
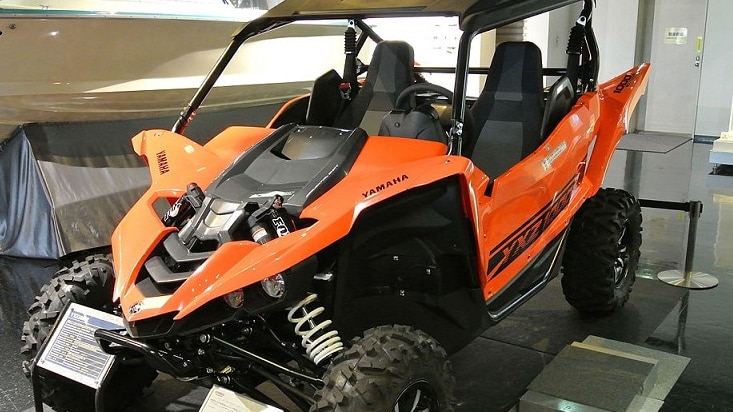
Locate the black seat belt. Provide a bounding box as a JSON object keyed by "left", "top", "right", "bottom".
{"left": 340, "top": 20, "right": 359, "bottom": 101}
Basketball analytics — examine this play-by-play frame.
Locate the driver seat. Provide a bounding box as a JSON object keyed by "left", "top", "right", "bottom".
{"left": 332, "top": 41, "right": 415, "bottom": 135}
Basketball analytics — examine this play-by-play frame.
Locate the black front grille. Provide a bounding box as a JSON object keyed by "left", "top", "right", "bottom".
{"left": 136, "top": 232, "right": 214, "bottom": 296}
{"left": 125, "top": 312, "right": 176, "bottom": 338}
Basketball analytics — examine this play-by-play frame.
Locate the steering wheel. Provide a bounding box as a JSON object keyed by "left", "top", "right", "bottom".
{"left": 395, "top": 82, "right": 455, "bottom": 110}
{"left": 381, "top": 83, "right": 455, "bottom": 144}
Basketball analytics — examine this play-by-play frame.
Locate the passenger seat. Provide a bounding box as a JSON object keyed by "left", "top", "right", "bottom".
{"left": 466, "top": 41, "right": 545, "bottom": 178}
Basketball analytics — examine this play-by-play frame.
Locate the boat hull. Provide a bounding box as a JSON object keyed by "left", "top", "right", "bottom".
{"left": 0, "top": 13, "right": 344, "bottom": 137}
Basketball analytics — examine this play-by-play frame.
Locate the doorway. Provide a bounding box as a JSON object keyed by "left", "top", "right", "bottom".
{"left": 639, "top": 0, "right": 708, "bottom": 135}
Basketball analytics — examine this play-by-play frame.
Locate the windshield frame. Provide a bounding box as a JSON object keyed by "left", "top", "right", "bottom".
{"left": 171, "top": 0, "right": 586, "bottom": 155}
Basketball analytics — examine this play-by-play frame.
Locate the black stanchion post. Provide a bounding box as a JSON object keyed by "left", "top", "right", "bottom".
{"left": 657, "top": 200, "right": 719, "bottom": 289}
{"left": 31, "top": 361, "right": 44, "bottom": 412}
{"left": 94, "top": 358, "right": 118, "bottom": 412}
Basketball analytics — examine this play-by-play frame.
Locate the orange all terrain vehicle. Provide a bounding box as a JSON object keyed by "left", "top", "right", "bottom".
{"left": 22, "top": 0, "right": 649, "bottom": 410}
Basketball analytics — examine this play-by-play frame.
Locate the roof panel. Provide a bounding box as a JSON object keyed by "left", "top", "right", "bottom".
{"left": 263, "top": 0, "right": 472, "bottom": 18}
{"left": 261, "top": 0, "right": 580, "bottom": 31}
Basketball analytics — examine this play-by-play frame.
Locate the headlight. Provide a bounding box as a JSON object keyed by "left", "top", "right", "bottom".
{"left": 261, "top": 274, "right": 286, "bottom": 298}
{"left": 223, "top": 288, "right": 245, "bottom": 308}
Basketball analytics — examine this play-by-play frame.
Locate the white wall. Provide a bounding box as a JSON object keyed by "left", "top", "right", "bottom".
{"left": 366, "top": 0, "right": 732, "bottom": 137}
{"left": 695, "top": 0, "right": 733, "bottom": 137}
{"left": 593, "top": 0, "right": 731, "bottom": 137}
{"left": 525, "top": 12, "right": 550, "bottom": 68}
{"left": 527, "top": 1, "right": 639, "bottom": 83}
{"left": 545, "top": 4, "right": 579, "bottom": 71}
{"left": 539, "top": 0, "right": 732, "bottom": 137}
{"left": 592, "top": 0, "right": 640, "bottom": 83}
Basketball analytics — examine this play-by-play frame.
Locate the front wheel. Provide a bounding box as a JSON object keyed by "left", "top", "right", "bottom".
{"left": 310, "top": 324, "right": 454, "bottom": 412}
{"left": 561, "top": 188, "right": 642, "bottom": 314}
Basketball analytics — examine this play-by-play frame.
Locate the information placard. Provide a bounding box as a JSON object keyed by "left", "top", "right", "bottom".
{"left": 37, "top": 303, "right": 123, "bottom": 389}
{"left": 200, "top": 385, "right": 284, "bottom": 412}
{"left": 664, "top": 27, "right": 688, "bottom": 45}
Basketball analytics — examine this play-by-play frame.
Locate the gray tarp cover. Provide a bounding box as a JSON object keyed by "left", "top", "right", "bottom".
{"left": 0, "top": 103, "right": 282, "bottom": 259}
{"left": 0, "top": 124, "right": 149, "bottom": 259}
{"left": 0, "top": 130, "right": 59, "bottom": 258}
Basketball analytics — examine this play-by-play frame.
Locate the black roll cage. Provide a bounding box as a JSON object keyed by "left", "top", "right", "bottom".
{"left": 172, "top": 0, "right": 598, "bottom": 157}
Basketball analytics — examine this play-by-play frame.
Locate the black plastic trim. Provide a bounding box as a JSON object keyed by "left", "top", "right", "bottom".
{"left": 486, "top": 229, "right": 568, "bottom": 321}
{"left": 145, "top": 256, "right": 193, "bottom": 285}
{"left": 163, "top": 233, "right": 213, "bottom": 264}
{"left": 332, "top": 176, "right": 486, "bottom": 354}
{"left": 207, "top": 124, "right": 368, "bottom": 215}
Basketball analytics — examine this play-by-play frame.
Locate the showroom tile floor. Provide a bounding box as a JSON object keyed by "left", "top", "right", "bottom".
{"left": 1, "top": 139, "right": 733, "bottom": 411}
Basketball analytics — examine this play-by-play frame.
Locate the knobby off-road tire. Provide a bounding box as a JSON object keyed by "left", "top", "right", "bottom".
{"left": 310, "top": 324, "right": 454, "bottom": 412}
{"left": 20, "top": 254, "right": 157, "bottom": 412}
{"left": 561, "top": 188, "right": 642, "bottom": 314}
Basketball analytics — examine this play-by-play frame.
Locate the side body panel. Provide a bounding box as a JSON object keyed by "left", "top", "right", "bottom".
{"left": 473, "top": 63, "right": 650, "bottom": 304}
{"left": 475, "top": 96, "right": 596, "bottom": 302}
{"left": 585, "top": 64, "right": 651, "bottom": 187}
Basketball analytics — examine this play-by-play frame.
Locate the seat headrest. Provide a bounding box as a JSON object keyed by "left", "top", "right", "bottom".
{"left": 333, "top": 40, "right": 416, "bottom": 134}
{"left": 363, "top": 41, "right": 415, "bottom": 110}
{"left": 482, "top": 41, "right": 544, "bottom": 97}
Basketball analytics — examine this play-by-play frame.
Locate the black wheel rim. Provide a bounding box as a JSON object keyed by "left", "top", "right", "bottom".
{"left": 614, "top": 224, "right": 630, "bottom": 287}
{"left": 393, "top": 380, "right": 439, "bottom": 412}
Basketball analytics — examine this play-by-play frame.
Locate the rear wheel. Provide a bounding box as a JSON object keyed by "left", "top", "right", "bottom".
{"left": 310, "top": 324, "right": 454, "bottom": 412}
{"left": 20, "top": 254, "right": 157, "bottom": 412}
{"left": 561, "top": 188, "right": 642, "bottom": 313}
